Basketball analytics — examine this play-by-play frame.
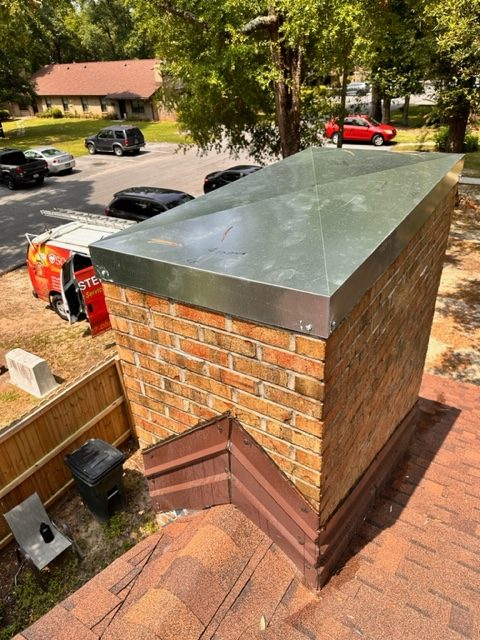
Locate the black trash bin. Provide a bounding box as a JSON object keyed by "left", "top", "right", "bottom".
{"left": 65, "top": 439, "right": 126, "bottom": 522}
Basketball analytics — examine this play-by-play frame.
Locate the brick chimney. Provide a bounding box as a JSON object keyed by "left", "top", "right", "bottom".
{"left": 90, "top": 148, "right": 462, "bottom": 587}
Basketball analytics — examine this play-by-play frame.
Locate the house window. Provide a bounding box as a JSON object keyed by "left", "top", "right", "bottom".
{"left": 62, "top": 97, "right": 69, "bottom": 112}
{"left": 81, "top": 97, "right": 89, "bottom": 112}
{"left": 131, "top": 100, "right": 145, "bottom": 114}
{"left": 100, "top": 97, "right": 108, "bottom": 112}
{"left": 45, "top": 97, "right": 52, "bottom": 109}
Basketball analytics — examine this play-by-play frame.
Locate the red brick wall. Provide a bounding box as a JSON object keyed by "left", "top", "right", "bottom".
{"left": 319, "top": 187, "right": 455, "bottom": 523}
{"left": 102, "top": 285, "right": 326, "bottom": 507}
{"left": 103, "top": 185, "right": 455, "bottom": 519}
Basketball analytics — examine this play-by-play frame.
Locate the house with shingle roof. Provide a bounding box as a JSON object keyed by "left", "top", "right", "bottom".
{"left": 15, "top": 59, "right": 174, "bottom": 121}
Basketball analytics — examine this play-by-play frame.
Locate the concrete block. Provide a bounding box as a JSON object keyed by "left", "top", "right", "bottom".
{"left": 6, "top": 348, "right": 58, "bottom": 398}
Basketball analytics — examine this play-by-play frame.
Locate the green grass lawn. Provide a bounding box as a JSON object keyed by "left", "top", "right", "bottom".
{"left": 390, "top": 105, "right": 437, "bottom": 146}
{"left": 463, "top": 150, "right": 480, "bottom": 176}
{"left": 0, "top": 117, "right": 187, "bottom": 157}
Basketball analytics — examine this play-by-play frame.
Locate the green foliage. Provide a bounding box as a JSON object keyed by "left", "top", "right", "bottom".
{"left": 37, "top": 108, "right": 63, "bottom": 119}
{"left": 422, "top": 0, "right": 480, "bottom": 150}
{"left": 464, "top": 132, "right": 479, "bottom": 152}
{"left": 102, "top": 512, "right": 130, "bottom": 542}
{"left": 70, "top": 0, "right": 155, "bottom": 61}
{"left": 131, "top": 0, "right": 373, "bottom": 158}
{"left": 0, "top": 109, "right": 11, "bottom": 120}
{"left": 423, "top": 108, "right": 443, "bottom": 127}
{"left": 463, "top": 150, "right": 480, "bottom": 176}
{"left": 1, "top": 563, "right": 81, "bottom": 639}
{"left": 367, "top": 0, "right": 427, "bottom": 115}
{"left": 433, "top": 126, "right": 479, "bottom": 152}
{"left": 390, "top": 105, "right": 438, "bottom": 129}
{"left": 433, "top": 126, "right": 449, "bottom": 151}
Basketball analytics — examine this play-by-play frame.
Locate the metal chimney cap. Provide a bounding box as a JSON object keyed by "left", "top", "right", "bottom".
{"left": 90, "top": 147, "right": 463, "bottom": 338}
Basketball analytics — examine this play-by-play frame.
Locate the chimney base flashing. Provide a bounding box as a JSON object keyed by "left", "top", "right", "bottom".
{"left": 143, "top": 404, "right": 418, "bottom": 590}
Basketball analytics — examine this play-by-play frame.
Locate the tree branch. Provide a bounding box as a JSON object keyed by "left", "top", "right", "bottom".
{"left": 155, "top": 1, "right": 204, "bottom": 27}
{"left": 156, "top": 3, "right": 278, "bottom": 37}
{"left": 240, "top": 15, "right": 278, "bottom": 35}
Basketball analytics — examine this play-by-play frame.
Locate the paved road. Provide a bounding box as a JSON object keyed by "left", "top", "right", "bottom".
{"left": 0, "top": 144, "right": 252, "bottom": 273}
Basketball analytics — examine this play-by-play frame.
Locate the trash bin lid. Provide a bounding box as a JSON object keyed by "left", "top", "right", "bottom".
{"left": 65, "top": 439, "right": 125, "bottom": 484}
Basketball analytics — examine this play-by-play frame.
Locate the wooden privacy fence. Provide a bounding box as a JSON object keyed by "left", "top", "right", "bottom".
{"left": 0, "top": 357, "right": 133, "bottom": 549}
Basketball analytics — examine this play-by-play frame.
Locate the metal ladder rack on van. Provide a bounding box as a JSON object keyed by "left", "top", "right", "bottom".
{"left": 40, "top": 208, "right": 136, "bottom": 230}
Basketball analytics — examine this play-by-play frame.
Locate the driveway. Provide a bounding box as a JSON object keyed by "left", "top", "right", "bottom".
{"left": 0, "top": 144, "right": 252, "bottom": 273}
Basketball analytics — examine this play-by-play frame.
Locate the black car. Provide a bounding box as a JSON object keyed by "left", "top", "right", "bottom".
{"left": 203, "top": 165, "right": 262, "bottom": 193}
{"left": 85, "top": 125, "right": 145, "bottom": 157}
{"left": 105, "top": 186, "right": 194, "bottom": 222}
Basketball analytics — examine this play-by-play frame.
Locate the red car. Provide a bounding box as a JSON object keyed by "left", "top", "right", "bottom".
{"left": 325, "top": 115, "right": 397, "bottom": 146}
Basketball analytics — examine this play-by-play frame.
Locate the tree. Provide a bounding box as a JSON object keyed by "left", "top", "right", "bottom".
{"left": 421, "top": 0, "right": 480, "bottom": 152}
{"left": 367, "top": 0, "right": 426, "bottom": 124}
{"left": 72, "top": 0, "right": 155, "bottom": 61}
{"left": 131, "top": 0, "right": 359, "bottom": 160}
{"left": 318, "top": 0, "right": 370, "bottom": 147}
{"left": 0, "top": 1, "right": 36, "bottom": 105}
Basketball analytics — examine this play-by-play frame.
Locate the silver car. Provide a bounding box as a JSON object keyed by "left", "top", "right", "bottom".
{"left": 346, "top": 82, "right": 370, "bottom": 96}
{"left": 24, "top": 146, "right": 75, "bottom": 174}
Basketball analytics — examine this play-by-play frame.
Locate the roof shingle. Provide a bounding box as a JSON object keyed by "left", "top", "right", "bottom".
{"left": 31, "top": 60, "right": 160, "bottom": 98}
{"left": 15, "top": 374, "right": 480, "bottom": 640}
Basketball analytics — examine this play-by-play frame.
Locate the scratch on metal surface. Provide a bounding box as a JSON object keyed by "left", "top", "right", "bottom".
{"left": 148, "top": 238, "right": 182, "bottom": 247}
{"left": 221, "top": 225, "right": 234, "bottom": 242}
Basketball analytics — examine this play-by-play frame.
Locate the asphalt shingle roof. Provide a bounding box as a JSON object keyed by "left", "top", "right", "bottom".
{"left": 14, "top": 374, "right": 480, "bottom": 640}
{"left": 31, "top": 60, "right": 159, "bottom": 98}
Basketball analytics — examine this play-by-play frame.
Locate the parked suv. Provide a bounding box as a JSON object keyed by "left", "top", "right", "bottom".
{"left": 85, "top": 125, "right": 145, "bottom": 157}
{"left": 105, "top": 186, "right": 194, "bottom": 222}
{"left": 325, "top": 115, "right": 397, "bottom": 146}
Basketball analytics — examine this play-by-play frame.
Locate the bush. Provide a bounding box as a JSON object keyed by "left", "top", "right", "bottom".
{"left": 423, "top": 108, "right": 442, "bottom": 127}
{"left": 433, "top": 126, "right": 448, "bottom": 151}
{"left": 37, "top": 107, "right": 63, "bottom": 119}
{"left": 464, "top": 132, "right": 479, "bottom": 152}
{"left": 0, "top": 108, "right": 11, "bottom": 120}
{"left": 433, "top": 126, "right": 479, "bottom": 152}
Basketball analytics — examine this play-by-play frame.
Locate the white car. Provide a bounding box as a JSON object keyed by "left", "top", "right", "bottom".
{"left": 24, "top": 146, "right": 75, "bottom": 174}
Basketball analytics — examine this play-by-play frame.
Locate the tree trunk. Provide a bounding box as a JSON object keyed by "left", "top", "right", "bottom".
{"left": 370, "top": 85, "right": 382, "bottom": 121}
{"left": 401, "top": 95, "right": 410, "bottom": 126}
{"left": 337, "top": 66, "right": 348, "bottom": 148}
{"left": 270, "top": 22, "right": 302, "bottom": 157}
{"left": 446, "top": 114, "right": 469, "bottom": 153}
{"left": 382, "top": 97, "right": 391, "bottom": 123}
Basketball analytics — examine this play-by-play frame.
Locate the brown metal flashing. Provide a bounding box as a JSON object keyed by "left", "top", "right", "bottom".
{"left": 143, "top": 414, "right": 321, "bottom": 585}
{"left": 143, "top": 414, "right": 231, "bottom": 512}
{"left": 316, "top": 404, "right": 418, "bottom": 587}
{"left": 142, "top": 406, "right": 418, "bottom": 590}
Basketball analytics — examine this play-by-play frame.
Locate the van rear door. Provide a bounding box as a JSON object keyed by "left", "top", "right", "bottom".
{"left": 61, "top": 254, "right": 111, "bottom": 336}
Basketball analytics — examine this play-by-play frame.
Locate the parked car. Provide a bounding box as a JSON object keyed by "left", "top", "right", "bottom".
{"left": 85, "top": 125, "right": 145, "bottom": 157}
{"left": 25, "top": 146, "right": 75, "bottom": 174}
{"left": 346, "top": 82, "right": 370, "bottom": 96}
{"left": 203, "top": 165, "right": 262, "bottom": 193}
{"left": 105, "top": 186, "right": 195, "bottom": 222}
{"left": 0, "top": 147, "right": 48, "bottom": 190}
{"left": 325, "top": 115, "right": 397, "bottom": 146}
